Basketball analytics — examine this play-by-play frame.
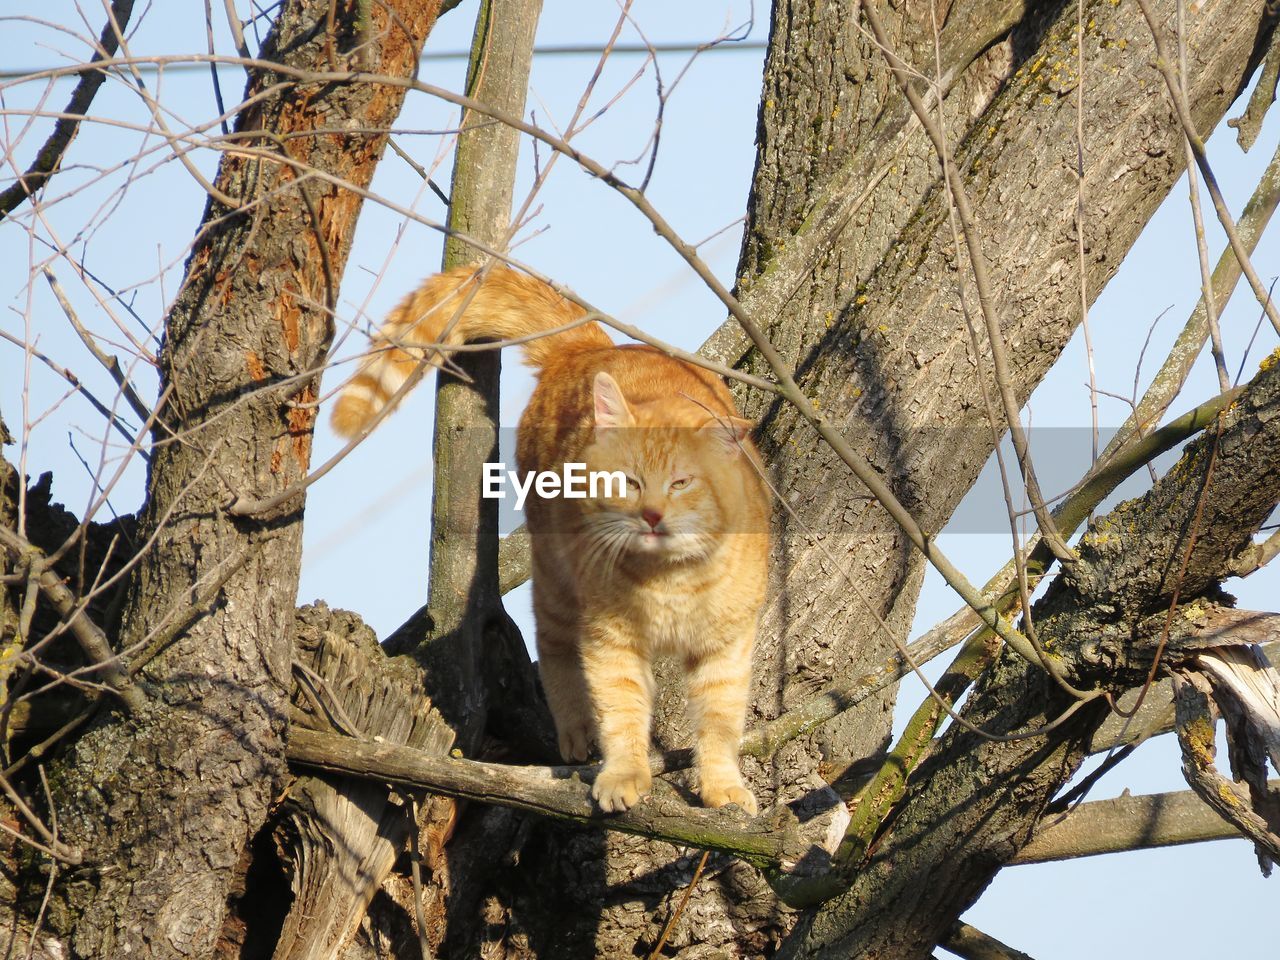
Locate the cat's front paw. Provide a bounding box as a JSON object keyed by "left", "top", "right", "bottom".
{"left": 701, "top": 777, "right": 758, "bottom": 815}
{"left": 592, "top": 763, "right": 652, "bottom": 813}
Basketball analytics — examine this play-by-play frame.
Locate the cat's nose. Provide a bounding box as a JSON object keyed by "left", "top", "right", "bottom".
{"left": 641, "top": 507, "right": 663, "bottom": 530}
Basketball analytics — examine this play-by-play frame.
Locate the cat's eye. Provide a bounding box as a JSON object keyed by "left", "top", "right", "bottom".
{"left": 625, "top": 475, "right": 642, "bottom": 493}
{"left": 668, "top": 476, "right": 693, "bottom": 492}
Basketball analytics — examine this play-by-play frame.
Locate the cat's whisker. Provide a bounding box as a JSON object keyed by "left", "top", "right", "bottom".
{"left": 603, "top": 527, "right": 632, "bottom": 576}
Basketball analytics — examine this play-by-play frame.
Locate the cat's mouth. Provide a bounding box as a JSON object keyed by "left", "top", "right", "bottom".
{"left": 624, "top": 522, "right": 679, "bottom": 556}
{"left": 629, "top": 525, "right": 709, "bottom": 561}
{"left": 634, "top": 528, "right": 668, "bottom": 549}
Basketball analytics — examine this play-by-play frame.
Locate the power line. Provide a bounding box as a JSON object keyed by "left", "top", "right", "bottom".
{"left": 1, "top": 41, "right": 768, "bottom": 81}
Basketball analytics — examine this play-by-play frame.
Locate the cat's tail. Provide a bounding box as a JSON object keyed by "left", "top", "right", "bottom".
{"left": 331, "top": 265, "right": 613, "bottom": 437}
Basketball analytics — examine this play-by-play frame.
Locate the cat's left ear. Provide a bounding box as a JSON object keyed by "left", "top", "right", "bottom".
{"left": 699, "top": 415, "right": 754, "bottom": 455}
{"left": 593, "top": 372, "right": 636, "bottom": 430}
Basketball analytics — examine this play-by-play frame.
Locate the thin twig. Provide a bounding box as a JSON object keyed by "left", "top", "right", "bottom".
{"left": 1077, "top": 0, "right": 1100, "bottom": 464}
{"left": 928, "top": 2, "right": 1057, "bottom": 695}
{"left": 42, "top": 267, "right": 154, "bottom": 426}
{"left": 203, "top": 0, "right": 231, "bottom": 137}
{"left": 24, "top": 765, "right": 62, "bottom": 960}
{"left": 99, "top": 11, "right": 242, "bottom": 210}
{"left": 0, "top": 327, "right": 143, "bottom": 456}
{"left": 221, "top": 0, "right": 252, "bottom": 62}
{"left": 0, "top": 768, "right": 81, "bottom": 863}
{"left": 406, "top": 797, "right": 435, "bottom": 960}
{"left": 1177, "top": 0, "right": 1231, "bottom": 393}
{"left": 646, "top": 850, "right": 709, "bottom": 959}
{"left": 1135, "top": 0, "right": 1280, "bottom": 337}
{"left": 0, "top": 0, "right": 138, "bottom": 220}
{"left": 861, "top": 0, "right": 1077, "bottom": 568}
{"left": 0, "top": 526, "right": 145, "bottom": 712}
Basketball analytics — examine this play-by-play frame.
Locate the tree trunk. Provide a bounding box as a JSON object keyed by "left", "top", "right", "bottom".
{"left": 40, "top": 2, "right": 442, "bottom": 956}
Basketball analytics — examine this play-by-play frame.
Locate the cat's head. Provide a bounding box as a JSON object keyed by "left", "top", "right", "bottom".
{"left": 576, "top": 372, "right": 759, "bottom": 568}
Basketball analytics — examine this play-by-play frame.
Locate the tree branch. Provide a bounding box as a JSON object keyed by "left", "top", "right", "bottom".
{"left": 1013, "top": 778, "right": 1280, "bottom": 864}
{"left": 1173, "top": 671, "right": 1280, "bottom": 868}
{"left": 941, "top": 923, "right": 1037, "bottom": 960}
{"left": 41, "top": 267, "right": 154, "bottom": 428}
{"left": 0, "top": 526, "right": 144, "bottom": 712}
{"left": 0, "top": 0, "right": 136, "bottom": 220}
{"left": 286, "top": 727, "right": 803, "bottom": 870}
{"left": 862, "top": 0, "right": 1077, "bottom": 569}
{"left": 780, "top": 318, "right": 1280, "bottom": 958}
{"left": 1135, "top": 0, "right": 1280, "bottom": 336}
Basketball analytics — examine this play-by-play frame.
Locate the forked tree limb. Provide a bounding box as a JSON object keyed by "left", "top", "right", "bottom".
{"left": 780, "top": 319, "right": 1280, "bottom": 958}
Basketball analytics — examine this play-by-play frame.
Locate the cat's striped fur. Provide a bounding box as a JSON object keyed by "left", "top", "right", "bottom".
{"left": 332, "top": 266, "right": 769, "bottom": 813}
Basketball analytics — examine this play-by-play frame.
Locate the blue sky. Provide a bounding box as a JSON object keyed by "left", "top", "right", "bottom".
{"left": 2, "top": 2, "right": 1276, "bottom": 956}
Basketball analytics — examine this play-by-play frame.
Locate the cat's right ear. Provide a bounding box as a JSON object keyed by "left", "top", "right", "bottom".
{"left": 593, "top": 372, "right": 635, "bottom": 430}
{"left": 699, "top": 415, "right": 754, "bottom": 456}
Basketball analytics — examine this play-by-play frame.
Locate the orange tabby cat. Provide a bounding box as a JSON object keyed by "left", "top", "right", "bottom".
{"left": 332, "top": 266, "right": 769, "bottom": 814}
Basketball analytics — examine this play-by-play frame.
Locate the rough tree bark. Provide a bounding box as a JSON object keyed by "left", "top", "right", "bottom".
{"left": 780, "top": 358, "right": 1280, "bottom": 957}
{"left": 31, "top": 2, "right": 444, "bottom": 956}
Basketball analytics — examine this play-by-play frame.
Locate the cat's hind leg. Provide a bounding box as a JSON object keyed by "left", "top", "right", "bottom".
{"left": 533, "top": 585, "right": 595, "bottom": 763}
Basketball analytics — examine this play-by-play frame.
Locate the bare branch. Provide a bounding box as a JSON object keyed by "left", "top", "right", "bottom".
{"left": 0, "top": 0, "right": 137, "bottom": 220}
{"left": 941, "top": 923, "right": 1037, "bottom": 960}
{"left": 0, "top": 526, "right": 144, "bottom": 712}
{"left": 1231, "top": 525, "right": 1280, "bottom": 578}
{"left": 1173, "top": 672, "right": 1280, "bottom": 869}
{"left": 287, "top": 727, "right": 795, "bottom": 870}
{"left": 1016, "top": 780, "right": 1280, "bottom": 864}
{"left": 1178, "top": 0, "right": 1231, "bottom": 394}
{"left": 41, "top": 267, "right": 153, "bottom": 427}
{"left": 0, "top": 328, "right": 143, "bottom": 455}
{"left": 862, "top": 0, "right": 1078, "bottom": 569}
{"left": 1228, "top": 28, "right": 1280, "bottom": 150}
{"left": 1135, "top": 0, "right": 1280, "bottom": 337}
{"left": 0, "top": 769, "right": 81, "bottom": 864}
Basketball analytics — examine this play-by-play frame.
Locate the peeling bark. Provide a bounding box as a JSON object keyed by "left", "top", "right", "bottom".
{"left": 272, "top": 604, "right": 453, "bottom": 960}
